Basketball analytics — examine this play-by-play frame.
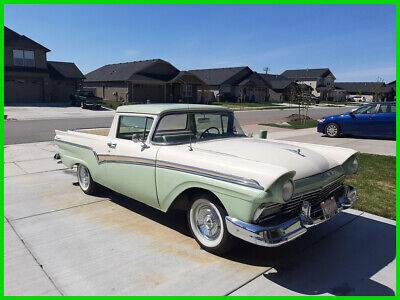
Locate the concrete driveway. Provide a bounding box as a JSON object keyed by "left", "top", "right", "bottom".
{"left": 4, "top": 142, "right": 396, "bottom": 295}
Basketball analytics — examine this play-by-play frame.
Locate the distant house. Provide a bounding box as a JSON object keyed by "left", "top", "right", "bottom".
{"left": 281, "top": 68, "right": 336, "bottom": 100}
{"left": 385, "top": 80, "right": 396, "bottom": 102}
{"left": 47, "top": 61, "right": 85, "bottom": 102}
{"left": 4, "top": 26, "right": 84, "bottom": 103}
{"left": 258, "top": 73, "right": 300, "bottom": 101}
{"left": 84, "top": 59, "right": 204, "bottom": 103}
{"left": 334, "top": 82, "right": 388, "bottom": 102}
{"left": 189, "top": 67, "right": 269, "bottom": 103}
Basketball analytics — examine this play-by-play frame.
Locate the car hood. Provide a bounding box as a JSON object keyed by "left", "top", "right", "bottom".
{"left": 157, "top": 137, "right": 357, "bottom": 192}
{"left": 192, "top": 138, "right": 342, "bottom": 180}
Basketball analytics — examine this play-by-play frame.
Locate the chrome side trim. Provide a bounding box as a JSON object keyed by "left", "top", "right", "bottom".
{"left": 157, "top": 160, "right": 264, "bottom": 190}
{"left": 96, "top": 154, "right": 155, "bottom": 167}
{"left": 54, "top": 139, "right": 263, "bottom": 190}
{"left": 54, "top": 138, "right": 94, "bottom": 151}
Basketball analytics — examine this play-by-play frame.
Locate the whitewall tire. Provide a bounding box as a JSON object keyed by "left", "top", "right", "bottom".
{"left": 77, "top": 164, "right": 99, "bottom": 195}
{"left": 188, "top": 194, "right": 235, "bottom": 254}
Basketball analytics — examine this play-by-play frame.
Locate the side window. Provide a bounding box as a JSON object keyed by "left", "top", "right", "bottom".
{"left": 117, "top": 116, "right": 153, "bottom": 141}
{"left": 377, "top": 104, "right": 389, "bottom": 114}
{"left": 153, "top": 113, "right": 191, "bottom": 143}
{"left": 377, "top": 104, "right": 396, "bottom": 114}
{"left": 353, "top": 105, "right": 376, "bottom": 115}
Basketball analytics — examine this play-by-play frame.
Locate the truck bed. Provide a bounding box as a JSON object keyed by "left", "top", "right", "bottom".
{"left": 76, "top": 128, "right": 110, "bottom": 136}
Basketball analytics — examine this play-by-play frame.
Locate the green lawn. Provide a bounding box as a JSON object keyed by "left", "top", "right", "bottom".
{"left": 259, "top": 119, "right": 318, "bottom": 129}
{"left": 346, "top": 153, "right": 396, "bottom": 220}
{"left": 102, "top": 102, "right": 128, "bottom": 110}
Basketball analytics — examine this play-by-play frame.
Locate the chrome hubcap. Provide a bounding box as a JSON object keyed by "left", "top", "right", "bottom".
{"left": 78, "top": 165, "right": 90, "bottom": 189}
{"left": 195, "top": 205, "right": 221, "bottom": 241}
{"left": 326, "top": 125, "right": 337, "bottom": 136}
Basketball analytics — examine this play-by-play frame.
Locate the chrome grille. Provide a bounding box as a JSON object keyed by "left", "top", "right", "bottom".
{"left": 260, "top": 175, "right": 346, "bottom": 221}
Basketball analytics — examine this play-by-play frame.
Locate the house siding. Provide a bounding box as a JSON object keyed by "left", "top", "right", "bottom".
{"left": 84, "top": 81, "right": 129, "bottom": 102}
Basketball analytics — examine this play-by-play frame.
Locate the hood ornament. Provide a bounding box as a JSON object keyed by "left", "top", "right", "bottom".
{"left": 285, "top": 148, "right": 306, "bottom": 157}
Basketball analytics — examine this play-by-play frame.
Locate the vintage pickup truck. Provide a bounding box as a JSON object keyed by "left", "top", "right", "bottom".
{"left": 55, "top": 104, "right": 359, "bottom": 254}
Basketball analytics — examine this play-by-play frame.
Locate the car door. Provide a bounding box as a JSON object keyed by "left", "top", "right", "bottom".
{"left": 375, "top": 103, "right": 396, "bottom": 138}
{"left": 342, "top": 104, "right": 378, "bottom": 137}
{"left": 105, "top": 114, "right": 160, "bottom": 209}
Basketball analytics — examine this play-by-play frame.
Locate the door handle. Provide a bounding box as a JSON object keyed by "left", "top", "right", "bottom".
{"left": 107, "top": 142, "right": 117, "bottom": 149}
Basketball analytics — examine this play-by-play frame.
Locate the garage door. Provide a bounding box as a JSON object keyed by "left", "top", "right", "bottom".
{"left": 5, "top": 77, "right": 44, "bottom": 103}
{"left": 51, "top": 80, "right": 76, "bottom": 102}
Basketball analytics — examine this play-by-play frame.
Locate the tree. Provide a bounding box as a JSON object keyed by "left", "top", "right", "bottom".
{"left": 263, "top": 66, "right": 270, "bottom": 74}
{"left": 372, "top": 76, "right": 385, "bottom": 102}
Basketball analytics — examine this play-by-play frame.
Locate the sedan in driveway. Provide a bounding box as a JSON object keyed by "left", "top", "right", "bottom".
{"left": 317, "top": 102, "right": 396, "bottom": 139}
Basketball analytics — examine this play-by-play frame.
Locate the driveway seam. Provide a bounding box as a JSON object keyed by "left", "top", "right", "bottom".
{"left": 224, "top": 267, "right": 274, "bottom": 296}
{"left": 5, "top": 217, "right": 64, "bottom": 296}
{"left": 4, "top": 167, "right": 69, "bottom": 178}
{"left": 10, "top": 199, "right": 108, "bottom": 222}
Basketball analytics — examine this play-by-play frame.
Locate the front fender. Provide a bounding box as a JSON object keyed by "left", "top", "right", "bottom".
{"left": 156, "top": 167, "right": 267, "bottom": 222}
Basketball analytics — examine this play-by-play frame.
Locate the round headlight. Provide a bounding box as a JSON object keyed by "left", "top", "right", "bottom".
{"left": 318, "top": 118, "right": 326, "bottom": 123}
{"left": 350, "top": 157, "right": 359, "bottom": 174}
{"left": 282, "top": 179, "right": 294, "bottom": 202}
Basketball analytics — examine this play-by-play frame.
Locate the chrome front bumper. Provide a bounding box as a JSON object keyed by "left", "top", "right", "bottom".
{"left": 225, "top": 185, "right": 358, "bottom": 247}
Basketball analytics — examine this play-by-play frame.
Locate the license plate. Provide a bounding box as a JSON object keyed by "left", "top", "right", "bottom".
{"left": 321, "top": 197, "right": 338, "bottom": 219}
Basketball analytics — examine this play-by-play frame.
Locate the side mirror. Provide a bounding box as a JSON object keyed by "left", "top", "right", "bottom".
{"left": 132, "top": 133, "right": 141, "bottom": 143}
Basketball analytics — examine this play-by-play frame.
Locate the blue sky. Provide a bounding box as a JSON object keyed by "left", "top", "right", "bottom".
{"left": 4, "top": 4, "right": 396, "bottom": 82}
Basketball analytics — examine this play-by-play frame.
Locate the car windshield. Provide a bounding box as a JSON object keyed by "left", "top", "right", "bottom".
{"left": 153, "top": 111, "right": 246, "bottom": 144}
{"left": 79, "top": 91, "right": 94, "bottom": 97}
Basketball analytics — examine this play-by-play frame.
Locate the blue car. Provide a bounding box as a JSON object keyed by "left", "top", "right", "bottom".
{"left": 317, "top": 102, "right": 396, "bottom": 139}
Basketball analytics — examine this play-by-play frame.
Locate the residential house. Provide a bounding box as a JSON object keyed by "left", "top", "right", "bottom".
{"left": 48, "top": 61, "right": 85, "bottom": 102}
{"left": 281, "top": 68, "right": 336, "bottom": 100}
{"left": 258, "top": 73, "right": 299, "bottom": 101}
{"left": 385, "top": 80, "right": 396, "bottom": 102}
{"left": 334, "top": 82, "right": 388, "bottom": 102}
{"left": 84, "top": 59, "right": 204, "bottom": 103}
{"left": 4, "top": 26, "right": 84, "bottom": 103}
{"left": 189, "top": 67, "right": 269, "bottom": 103}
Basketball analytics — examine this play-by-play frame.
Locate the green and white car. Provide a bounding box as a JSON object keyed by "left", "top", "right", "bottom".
{"left": 55, "top": 104, "right": 359, "bottom": 254}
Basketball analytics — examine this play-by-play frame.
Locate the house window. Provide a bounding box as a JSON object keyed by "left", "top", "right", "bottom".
{"left": 182, "top": 84, "right": 192, "bottom": 97}
{"left": 13, "top": 50, "right": 35, "bottom": 67}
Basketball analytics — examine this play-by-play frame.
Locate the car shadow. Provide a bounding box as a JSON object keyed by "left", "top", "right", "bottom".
{"left": 84, "top": 185, "right": 395, "bottom": 296}
{"left": 259, "top": 215, "right": 396, "bottom": 295}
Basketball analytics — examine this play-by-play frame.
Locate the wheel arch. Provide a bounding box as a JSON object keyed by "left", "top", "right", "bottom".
{"left": 166, "top": 186, "right": 224, "bottom": 213}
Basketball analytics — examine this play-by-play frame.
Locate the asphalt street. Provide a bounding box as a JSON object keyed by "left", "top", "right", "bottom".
{"left": 4, "top": 106, "right": 353, "bottom": 145}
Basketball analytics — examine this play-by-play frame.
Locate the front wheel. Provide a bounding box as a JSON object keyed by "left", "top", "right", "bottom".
{"left": 188, "top": 194, "right": 236, "bottom": 254}
{"left": 325, "top": 122, "right": 340, "bottom": 138}
{"left": 77, "top": 164, "right": 100, "bottom": 195}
